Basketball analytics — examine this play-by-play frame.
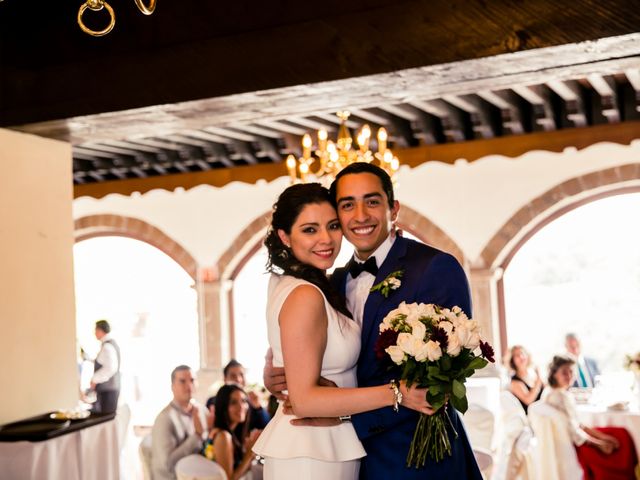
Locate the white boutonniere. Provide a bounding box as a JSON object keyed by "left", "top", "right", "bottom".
{"left": 370, "top": 270, "right": 404, "bottom": 297}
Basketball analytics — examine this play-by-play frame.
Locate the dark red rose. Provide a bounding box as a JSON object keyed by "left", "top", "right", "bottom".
{"left": 375, "top": 329, "right": 400, "bottom": 360}
{"left": 480, "top": 340, "right": 495, "bottom": 363}
{"left": 430, "top": 327, "right": 449, "bottom": 352}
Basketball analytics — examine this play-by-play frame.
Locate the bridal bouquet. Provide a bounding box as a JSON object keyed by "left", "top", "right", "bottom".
{"left": 374, "top": 302, "right": 495, "bottom": 467}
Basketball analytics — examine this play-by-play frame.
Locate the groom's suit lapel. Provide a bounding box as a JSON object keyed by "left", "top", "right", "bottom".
{"left": 361, "top": 237, "right": 408, "bottom": 350}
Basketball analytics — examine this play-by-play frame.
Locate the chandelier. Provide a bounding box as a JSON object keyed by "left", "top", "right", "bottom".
{"left": 285, "top": 111, "right": 400, "bottom": 185}
{"left": 78, "top": 0, "right": 156, "bottom": 37}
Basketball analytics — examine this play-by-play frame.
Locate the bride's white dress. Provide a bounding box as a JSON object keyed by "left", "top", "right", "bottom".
{"left": 252, "top": 274, "right": 366, "bottom": 480}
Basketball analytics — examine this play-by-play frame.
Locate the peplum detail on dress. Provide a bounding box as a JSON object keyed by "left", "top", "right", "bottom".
{"left": 252, "top": 274, "right": 366, "bottom": 462}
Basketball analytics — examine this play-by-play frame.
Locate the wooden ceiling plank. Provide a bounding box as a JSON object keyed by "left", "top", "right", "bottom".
{"left": 233, "top": 124, "right": 284, "bottom": 139}
{"left": 73, "top": 121, "right": 640, "bottom": 198}
{"left": 624, "top": 69, "right": 640, "bottom": 91}
{"left": 14, "top": 44, "right": 640, "bottom": 144}
{"left": 313, "top": 113, "right": 361, "bottom": 129}
{"left": 349, "top": 108, "right": 389, "bottom": 125}
{"left": 256, "top": 120, "right": 308, "bottom": 136}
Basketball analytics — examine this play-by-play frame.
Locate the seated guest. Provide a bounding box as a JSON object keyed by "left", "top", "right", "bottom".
{"left": 152, "top": 365, "right": 209, "bottom": 480}
{"left": 506, "top": 345, "right": 543, "bottom": 413}
{"left": 205, "top": 395, "right": 216, "bottom": 431}
{"left": 204, "top": 384, "right": 261, "bottom": 480}
{"left": 543, "top": 355, "right": 638, "bottom": 480}
{"left": 223, "top": 359, "right": 270, "bottom": 430}
{"left": 565, "top": 332, "right": 600, "bottom": 388}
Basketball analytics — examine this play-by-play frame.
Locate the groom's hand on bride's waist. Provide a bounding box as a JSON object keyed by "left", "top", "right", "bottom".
{"left": 263, "top": 348, "right": 338, "bottom": 401}
{"left": 263, "top": 349, "right": 287, "bottom": 400}
{"left": 289, "top": 417, "right": 342, "bottom": 427}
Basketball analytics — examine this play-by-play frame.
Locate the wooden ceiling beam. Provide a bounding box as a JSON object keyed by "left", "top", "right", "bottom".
{"left": 4, "top": 0, "right": 640, "bottom": 128}
{"left": 74, "top": 120, "right": 640, "bottom": 199}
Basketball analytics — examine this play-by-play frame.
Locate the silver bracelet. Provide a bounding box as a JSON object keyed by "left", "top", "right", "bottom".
{"left": 389, "top": 379, "right": 403, "bottom": 412}
{"left": 339, "top": 415, "right": 352, "bottom": 422}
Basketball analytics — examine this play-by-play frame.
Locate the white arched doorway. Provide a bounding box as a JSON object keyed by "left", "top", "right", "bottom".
{"left": 502, "top": 192, "right": 640, "bottom": 382}
{"left": 74, "top": 236, "right": 200, "bottom": 424}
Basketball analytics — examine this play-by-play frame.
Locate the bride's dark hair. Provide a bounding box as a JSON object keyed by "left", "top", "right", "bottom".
{"left": 265, "top": 183, "right": 352, "bottom": 319}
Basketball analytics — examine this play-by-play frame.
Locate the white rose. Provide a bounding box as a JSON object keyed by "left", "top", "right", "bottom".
{"left": 386, "top": 345, "right": 406, "bottom": 365}
{"left": 396, "top": 302, "right": 411, "bottom": 317}
{"left": 379, "top": 315, "right": 393, "bottom": 332}
{"left": 416, "top": 303, "right": 437, "bottom": 318}
{"left": 464, "top": 320, "right": 481, "bottom": 349}
{"left": 403, "top": 303, "right": 422, "bottom": 324}
{"left": 465, "top": 331, "right": 481, "bottom": 350}
{"left": 397, "top": 332, "right": 420, "bottom": 356}
{"left": 439, "top": 320, "right": 454, "bottom": 336}
{"left": 446, "top": 333, "right": 462, "bottom": 356}
{"left": 407, "top": 318, "right": 427, "bottom": 342}
{"left": 425, "top": 340, "right": 443, "bottom": 361}
{"left": 414, "top": 341, "right": 430, "bottom": 362}
{"left": 455, "top": 324, "right": 472, "bottom": 348}
{"left": 388, "top": 277, "right": 401, "bottom": 289}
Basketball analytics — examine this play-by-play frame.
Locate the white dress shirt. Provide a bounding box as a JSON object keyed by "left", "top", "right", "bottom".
{"left": 345, "top": 234, "right": 396, "bottom": 327}
{"left": 91, "top": 333, "right": 119, "bottom": 384}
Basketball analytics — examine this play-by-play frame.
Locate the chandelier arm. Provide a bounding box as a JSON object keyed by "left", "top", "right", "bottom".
{"left": 77, "top": 0, "right": 116, "bottom": 37}
{"left": 134, "top": 0, "right": 157, "bottom": 15}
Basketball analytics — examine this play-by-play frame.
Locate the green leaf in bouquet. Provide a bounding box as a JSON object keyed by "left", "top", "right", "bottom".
{"left": 432, "top": 373, "right": 450, "bottom": 382}
{"left": 427, "top": 392, "right": 447, "bottom": 411}
{"left": 468, "top": 356, "right": 488, "bottom": 370}
{"left": 429, "top": 383, "right": 442, "bottom": 395}
{"left": 450, "top": 393, "right": 468, "bottom": 413}
{"left": 402, "top": 358, "right": 417, "bottom": 384}
{"left": 440, "top": 355, "right": 452, "bottom": 372}
{"left": 462, "top": 368, "right": 475, "bottom": 378}
{"left": 452, "top": 379, "right": 466, "bottom": 399}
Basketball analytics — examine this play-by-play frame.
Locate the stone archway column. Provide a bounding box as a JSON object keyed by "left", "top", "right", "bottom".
{"left": 194, "top": 275, "right": 232, "bottom": 402}
{"left": 468, "top": 267, "right": 504, "bottom": 364}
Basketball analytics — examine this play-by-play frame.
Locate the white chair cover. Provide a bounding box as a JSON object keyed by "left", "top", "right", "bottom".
{"left": 473, "top": 446, "right": 494, "bottom": 478}
{"left": 527, "top": 401, "right": 582, "bottom": 480}
{"left": 492, "top": 391, "right": 537, "bottom": 480}
{"left": 465, "top": 402, "right": 495, "bottom": 452}
{"left": 175, "top": 454, "right": 228, "bottom": 480}
{"left": 138, "top": 433, "right": 153, "bottom": 480}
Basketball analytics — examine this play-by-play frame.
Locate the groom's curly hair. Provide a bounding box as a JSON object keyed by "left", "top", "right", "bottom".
{"left": 265, "top": 183, "right": 352, "bottom": 319}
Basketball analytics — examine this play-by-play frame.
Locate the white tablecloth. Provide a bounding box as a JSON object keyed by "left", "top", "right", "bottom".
{"left": 576, "top": 404, "right": 640, "bottom": 459}
{"left": 0, "top": 418, "right": 119, "bottom": 480}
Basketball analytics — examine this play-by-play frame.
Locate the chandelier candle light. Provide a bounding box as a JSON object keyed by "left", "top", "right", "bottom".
{"left": 285, "top": 111, "right": 400, "bottom": 185}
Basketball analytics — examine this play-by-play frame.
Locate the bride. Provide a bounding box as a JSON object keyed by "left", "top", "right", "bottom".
{"left": 252, "top": 183, "right": 432, "bottom": 480}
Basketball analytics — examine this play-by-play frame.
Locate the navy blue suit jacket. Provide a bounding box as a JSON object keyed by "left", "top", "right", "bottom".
{"left": 331, "top": 237, "right": 482, "bottom": 480}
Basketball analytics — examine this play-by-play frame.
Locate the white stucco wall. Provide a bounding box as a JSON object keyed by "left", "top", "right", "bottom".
{"left": 73, "top": 140, "right": 640, "bottom": 268}
{"left": 0, "top": 129, "right": 78, "bottom": 423}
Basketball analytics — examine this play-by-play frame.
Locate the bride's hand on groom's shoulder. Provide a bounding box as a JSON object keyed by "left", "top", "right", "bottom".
{"left": 400, "top": 382, "right": 436, "bottom": 416}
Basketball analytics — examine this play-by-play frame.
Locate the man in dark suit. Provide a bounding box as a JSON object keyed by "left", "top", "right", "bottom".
{"left": 565, "top": 332, "right": 601, "bottom": 388}
{"left": 324, "top": 163, "right": 481, "bottom": 479}
{"left": 265, "top": 163, "right": 481, "bottom": 479}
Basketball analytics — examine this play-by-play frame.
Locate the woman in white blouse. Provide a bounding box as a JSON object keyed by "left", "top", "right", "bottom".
{"left": 542, "top": 355, "right": 637, "bottom": 480}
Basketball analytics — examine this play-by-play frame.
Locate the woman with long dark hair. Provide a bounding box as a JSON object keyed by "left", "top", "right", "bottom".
{"left": 252, "top": 183, "right": 432, "bottom": 480}
{"left": 204, "top": 384, "right": 259, "bottom": 480}
{"left": 506, "top": 345, "right": 543, "bottom": 413}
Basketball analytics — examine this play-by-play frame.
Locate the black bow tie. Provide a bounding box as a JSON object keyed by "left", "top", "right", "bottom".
{"left": 349, "top": 256, "right": 378, "bottom": 278}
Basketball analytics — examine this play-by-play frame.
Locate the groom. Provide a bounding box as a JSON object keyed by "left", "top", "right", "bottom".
{"left": 266, "top": 163, "right": 481, "bottom": 479}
